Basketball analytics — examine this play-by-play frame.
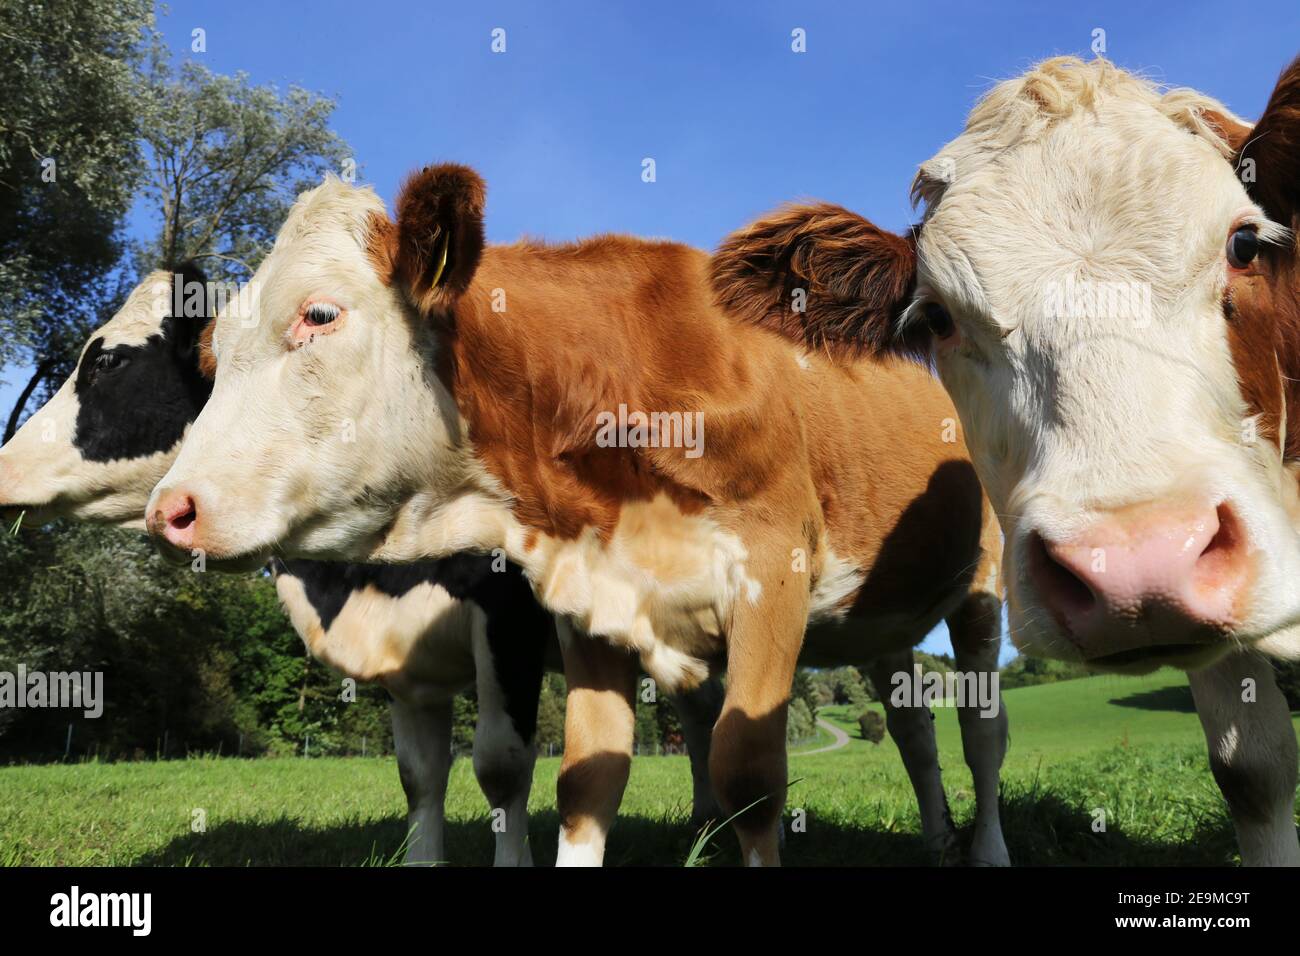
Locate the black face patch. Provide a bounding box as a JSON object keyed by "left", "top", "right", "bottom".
{"left": 275, "top": 555, "right": 550, "bottom": 743}
{"left": 72, "top": 268, "right": 213, "bottom": 463}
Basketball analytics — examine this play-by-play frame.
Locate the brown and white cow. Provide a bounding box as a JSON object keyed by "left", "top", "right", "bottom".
{"left": 712, "top": 56, "right": 1300, "bottom": 865}
{"left": 0, "top": 266, "right": 730, "bottom": 866}
{"left": 143, "top": 166, "right": 1010, "bottom": 866}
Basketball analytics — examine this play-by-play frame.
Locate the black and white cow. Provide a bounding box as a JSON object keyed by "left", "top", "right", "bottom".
{"left": 0, "top": 264, "right": 725, "bottom": 865}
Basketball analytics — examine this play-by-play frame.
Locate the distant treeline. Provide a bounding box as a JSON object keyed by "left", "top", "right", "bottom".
{"left": 2, "top": 524, "right": 1296, "bottom": 763}
{"left": 0, "top": 523, "right": 679, "bottom": 762}
{"left": 789, "top": 649, "right": 1300, "bottom": 732}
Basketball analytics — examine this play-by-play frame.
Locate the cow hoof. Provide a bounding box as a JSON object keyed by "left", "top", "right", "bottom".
{"left": 967, "top": 839, "right": 1011, "bottom": 867}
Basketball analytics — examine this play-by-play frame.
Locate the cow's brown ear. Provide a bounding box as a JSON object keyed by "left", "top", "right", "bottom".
{"left": 710, "top": 202, "right": 921, "bottom": 360}
{"left": 389, "top": 163, "right": 487, "bottom": 316}
{"left": 1238, "top": 56, "right": 1300, "bottom": 228}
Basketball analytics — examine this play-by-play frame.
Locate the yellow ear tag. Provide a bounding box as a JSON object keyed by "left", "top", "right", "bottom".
{"left": 429, "top": 229, "right": 451, "bottom": 288}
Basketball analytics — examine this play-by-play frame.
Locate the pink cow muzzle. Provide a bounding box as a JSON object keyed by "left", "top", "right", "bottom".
{"left": 1025, "top": 499, "right": 1253, "bottom": 665}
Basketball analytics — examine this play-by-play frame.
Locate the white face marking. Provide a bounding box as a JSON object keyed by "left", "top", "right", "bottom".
{"left": 911, "top": 61, "right": 1300, "bottom": 666}
{"left": 0, "top": 272, "right": 182, "bottom": 526}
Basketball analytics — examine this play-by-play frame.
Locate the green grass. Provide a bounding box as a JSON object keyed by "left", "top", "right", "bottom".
{"left": 2, "top": 669, "right": 1297, "bottom": 866}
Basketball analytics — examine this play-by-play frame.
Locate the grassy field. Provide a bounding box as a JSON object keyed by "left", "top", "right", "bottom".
{"left": 2, "top": 668, "right": 1298, "bottom": 866}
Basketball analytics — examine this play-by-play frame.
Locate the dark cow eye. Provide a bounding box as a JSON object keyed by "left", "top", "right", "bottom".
{"left": 923, "top": 301, "right": 955, "bottom": 339}
{"left": 303, "top": 303, "right": 340, "bottom": 327}
{"left": 93, "top": 352, "right": 126, "bottom": 375}
{"left": 1227, "top": 227, "right": 1259, "bottom": 270}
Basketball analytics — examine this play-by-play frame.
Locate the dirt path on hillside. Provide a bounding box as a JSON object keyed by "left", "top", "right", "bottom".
{"left": 791, "top": 717, "right": 852, "bottom": 756}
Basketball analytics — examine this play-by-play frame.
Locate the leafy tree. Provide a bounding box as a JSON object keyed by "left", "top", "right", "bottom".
{"left": 821, "top": 666, "right": 870, "bottom": 707}
{"left": 999, "top": 654, "right": 1089, "bottom": 690}
{"left": 632, "top": 684, "right": 685, "bottom": 753}
{"left": 534, "top": 673, "right": 567, "bottom": 754}
{"left": 134, "top": 60, "right": 353, "bottom": 282}
{"left": 634, "top": 694, "right": 660, "bottom": 751}
{"left": 785, "top": 699, "right": 816, "bottom": 744}
{"left": 0, "top": 523, "right": 393, "bottom": 760}
{"left": 791, "top": 669, "right": 823, "bottom": 716}
{"left": 915, "top": 650, "right": 956, "bottom": 673}
{"left": 452, "top": 693, "right": 477, "bottom": 754}
{"left": 857, "top": 710, "right": 886, "bottom": 744}
{"left": 0, "top": 0, "right": 156, "bottom": 439}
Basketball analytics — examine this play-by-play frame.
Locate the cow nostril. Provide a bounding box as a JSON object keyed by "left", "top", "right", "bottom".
{"left": 1027, "top": 530, "right": 1097, "bottom": 617}
{"left": 163, "top": 496, "right": 197, "bottom": 534}
{"left": 1195, "top": 502, "right": 1244, "bottom": 577}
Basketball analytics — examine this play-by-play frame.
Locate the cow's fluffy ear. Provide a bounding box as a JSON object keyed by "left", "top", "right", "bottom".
{"left": 710, "top": 202, "right": 921, "bottom": 360}
{"left": 389, "top": 163, "right": 487, "bottom": 316}
{"left": 1238, "top": 56, "right": 1300, "bottom": 228}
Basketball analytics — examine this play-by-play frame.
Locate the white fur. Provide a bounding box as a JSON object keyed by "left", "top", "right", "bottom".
{"left": 556, "top": 829, "right": 605, "bottom": 867}
{"left": 808, "top": 543, "right": 867, "bottom": 622}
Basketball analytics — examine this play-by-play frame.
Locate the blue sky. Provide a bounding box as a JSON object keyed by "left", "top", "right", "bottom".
{"left": 4, "top": 0, "right": 1299, "bottom": 660}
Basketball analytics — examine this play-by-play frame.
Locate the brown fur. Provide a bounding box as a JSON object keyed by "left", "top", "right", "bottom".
{"left": 1230, "top": 57, "right": 1300, "bottom": 462}
{"left": 439, "top": 238, "right": 787, "bottom": 541}
{"left": 1237, "top": 57, "right": 1300, "bottom": 232}
{"left": 710, "top": 202, "right": 922, "bottom": 361}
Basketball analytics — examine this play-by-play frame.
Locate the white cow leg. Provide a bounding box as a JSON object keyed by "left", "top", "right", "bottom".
{"left": 864, "top": 650, "right": 959, "bottom": 863}
{"left": 946, "top": 592, "right": 1010, "bottom": 866}
{"left": 1188, "top": 650, "right": 1300, "bottom": 866}
{"left": 667, "top": 676, "right": 726, "bottom": 827}
{"left": 390, "top": 695, "right": 453, "bottom": 866}
{"left": 472, "top": 616, "right": 538, "bottom": 868}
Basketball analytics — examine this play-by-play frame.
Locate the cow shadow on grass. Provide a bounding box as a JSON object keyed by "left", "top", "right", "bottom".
{"left": 995, "top": 789, "right": 1240, "bottom": 866}
{"left": 132, "top": 793, "right": 1242, "bottom": 866}
{"left": 132, "top": 812, "right": 732, "bottom": 868}
{"left": 1107, "top": 683, "right": 1197, "bottom": 713}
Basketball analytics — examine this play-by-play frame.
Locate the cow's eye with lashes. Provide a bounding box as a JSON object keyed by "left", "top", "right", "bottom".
{"left": 1227, "top": 226, "right": 1260, "bottom": 270}
{"left": 290, "top": 300, "right": 346, "bottom": 346}
{"left": 303, "top": 303, "right": 340, "bottom": 327}
{"left": 923, "top": 301, "right": 956, "bottom": 340}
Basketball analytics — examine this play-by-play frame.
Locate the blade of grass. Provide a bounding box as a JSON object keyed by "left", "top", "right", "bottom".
{"left": 684, "top": 777, "right": 806, "bottom": 867}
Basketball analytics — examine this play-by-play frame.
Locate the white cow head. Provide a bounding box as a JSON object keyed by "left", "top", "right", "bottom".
{"left": 146, "top": 167, "right": 492, "bottom": 569}
{"left": 0, "top": 266, "right": 212, "bottom": 526}
{"left": 712, "top": 56, "right": 1300, "bottom": 673}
